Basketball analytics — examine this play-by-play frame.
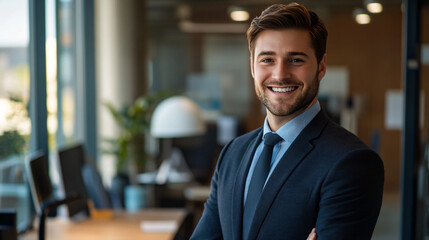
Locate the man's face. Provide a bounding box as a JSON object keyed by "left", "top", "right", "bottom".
{"left": 251, "top": 29, "right": 326, "bottom": 124}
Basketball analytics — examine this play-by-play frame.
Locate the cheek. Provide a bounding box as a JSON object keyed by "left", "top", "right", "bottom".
{"left": 253, "top": 67, "right": 268, "bottom": 83}
{"left": 254, "top": 75, "right": 266, "bottom": 89}
{"left": 299, "top": 67, "right": 318, "bottom": 84}
{"left": 254, "top": 77, "right": 263, "bottom": 89}
{"left": 252, "top": 70, "right": 261, "bottom": 84}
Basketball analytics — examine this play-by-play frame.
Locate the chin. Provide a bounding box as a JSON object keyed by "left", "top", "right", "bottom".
{"left": 266, "top": 98, "right": 315, "bottom": 118}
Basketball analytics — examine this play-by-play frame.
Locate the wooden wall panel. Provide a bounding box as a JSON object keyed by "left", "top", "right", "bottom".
{"left": 326, "top": 7, "right": 403, "bottom": 191}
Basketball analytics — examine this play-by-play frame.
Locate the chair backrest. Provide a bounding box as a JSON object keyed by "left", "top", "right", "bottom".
{"left": 57, "top": 144, "right": 90, "bottom": 218}
{"left": 0, "top": 209, "right": 17, "bottom": 240}
{"left": 25, "top": 152, "right": 53, "bottom": 215}
{"left": 81, "top": 163, "right": 112, "bottom": 209}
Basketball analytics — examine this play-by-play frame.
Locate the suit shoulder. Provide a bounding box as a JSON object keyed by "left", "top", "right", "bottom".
{"left": 323, "top": 120, "right": 372, "bottom": 150}
{"left": 313, "top": 119, "right": 382, "bottom": 165}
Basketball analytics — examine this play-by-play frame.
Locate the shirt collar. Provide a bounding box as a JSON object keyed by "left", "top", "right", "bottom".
{"left": 263, "top": 101, "right": 321, "bottom": 143}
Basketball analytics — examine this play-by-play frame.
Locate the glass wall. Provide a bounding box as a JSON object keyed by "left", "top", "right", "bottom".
{"left": 0, "top": 0, "right": 96, "bottom": 233}
{"left": 0, "top": 0, "right": 32, "bottom": 232}
{"left": 47, "top": 0, "right": 86, "bottom": 150}
{"left": 55, "top": 0, "right": 82, "bottom": 147}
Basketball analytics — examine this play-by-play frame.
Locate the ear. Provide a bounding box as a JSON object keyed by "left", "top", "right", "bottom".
{"left": 317, "top": 54, "right": 327, "bottom": 82}
{"left": 250, "top": 55, "right": 255, "bottom": 78}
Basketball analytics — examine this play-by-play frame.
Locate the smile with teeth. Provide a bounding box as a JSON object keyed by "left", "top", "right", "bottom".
{"left": 271, "top": 86, "right": 297, "bottom": 93}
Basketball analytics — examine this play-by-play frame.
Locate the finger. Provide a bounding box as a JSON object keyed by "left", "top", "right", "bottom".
{"left": 306, "top": 228, "right": 317, "bottom": 240}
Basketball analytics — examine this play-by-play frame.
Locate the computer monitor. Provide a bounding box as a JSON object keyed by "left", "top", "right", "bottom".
{"left": 25, "top": 152, "right": 53, "bottom": 215}
{"left": 57, "top": 144, "right": 89, "bottom": 218}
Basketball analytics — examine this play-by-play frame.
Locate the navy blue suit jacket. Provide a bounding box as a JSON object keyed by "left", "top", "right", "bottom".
{"left": 191, "top": 112, "right": 384, "bottom": 240}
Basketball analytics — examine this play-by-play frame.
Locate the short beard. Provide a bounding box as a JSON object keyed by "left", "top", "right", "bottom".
{"left": 257, "top": 72, "right": 319, "bottom": 118}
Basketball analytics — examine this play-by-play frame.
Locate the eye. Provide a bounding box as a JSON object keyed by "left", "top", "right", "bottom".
{"left": 260, "top": 58, "right": 274, "bottom": 64}
{"left": 289, "top": 58, "right": 305, "bottom": 65}
{"left": 291, "top": 58, "right": 303, "bottom": 63}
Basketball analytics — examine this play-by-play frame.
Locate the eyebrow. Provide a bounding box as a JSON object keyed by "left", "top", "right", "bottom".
{"left": 256, "top": 51, "right": 275, "bottom": 58}
{"left": 256, "top": 51, "right": 309, "bottom": 58}
{"left": 289, "top": 52, "right": 309, "bottom": 58}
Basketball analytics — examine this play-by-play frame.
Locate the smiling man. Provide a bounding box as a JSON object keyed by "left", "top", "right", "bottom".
{"left": 191, "top": 3, "right": 384, "bottom": 240}
{"left": 252, "top": 27, "right": 325, "bottom": 131}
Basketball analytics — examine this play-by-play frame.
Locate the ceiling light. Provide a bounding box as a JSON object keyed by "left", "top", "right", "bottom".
{"left": 228, "top": 6, "right": 249, "bottom": 22}
{"left": 353, "top": 8, "right": 371, "bottom": 24}
{"left": 365, "top": 0, "right": 383, "bottom": 13}
{"left": 230, "top": 11, "right": 249, "bottom": 21}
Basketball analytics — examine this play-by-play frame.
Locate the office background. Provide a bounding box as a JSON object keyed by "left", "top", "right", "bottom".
{"left": 1, "top": 0, "right": 429, "bottom": 238}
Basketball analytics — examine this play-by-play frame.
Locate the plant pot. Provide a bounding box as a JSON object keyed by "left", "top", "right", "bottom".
{"left": 124, "top": 185, "right": 147, "bottom": 212}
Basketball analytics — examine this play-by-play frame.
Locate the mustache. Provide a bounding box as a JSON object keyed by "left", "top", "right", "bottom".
{"left": 263, "top": 80, "right": 302, "bottom": 87}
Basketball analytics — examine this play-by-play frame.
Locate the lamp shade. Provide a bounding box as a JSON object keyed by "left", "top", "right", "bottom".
{"left": 150, "top": 96, "right": 206, "bottom": 138}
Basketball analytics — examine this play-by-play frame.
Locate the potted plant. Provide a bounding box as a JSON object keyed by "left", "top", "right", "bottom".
{"left": 102, "top": 91, "right": 174, "bottom": 211}
{"left": 103, "top": 91, "right": 173, "bottom": 185}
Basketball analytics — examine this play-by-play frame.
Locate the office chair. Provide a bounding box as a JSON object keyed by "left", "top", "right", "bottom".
{"left": 81, "top": 163, "right": 112, "bottom": 209}
{"left": 0, "top": 209, "right": 17, "bottom": 240}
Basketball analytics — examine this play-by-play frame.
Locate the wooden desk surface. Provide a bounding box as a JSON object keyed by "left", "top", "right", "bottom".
{"left": 21, "top": 208, "right": 186, "bottom": 240}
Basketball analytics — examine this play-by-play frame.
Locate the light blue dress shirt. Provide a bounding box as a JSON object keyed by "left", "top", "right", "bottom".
{"left": 243, "top": 101, "right": 321, "bottom": 202}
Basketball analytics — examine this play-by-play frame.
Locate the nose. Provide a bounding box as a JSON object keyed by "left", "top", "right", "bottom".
{"left": 272, "top": 60, "right": 291, "bottom": 81}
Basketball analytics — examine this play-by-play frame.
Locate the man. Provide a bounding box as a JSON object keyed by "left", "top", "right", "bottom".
{"left": 191, "top": 3, "right": 384, "bottom": 240}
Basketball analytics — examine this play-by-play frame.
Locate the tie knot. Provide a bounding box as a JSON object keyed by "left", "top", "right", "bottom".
{"left": 263, "top": 132, "right": 283, "bottom": 147}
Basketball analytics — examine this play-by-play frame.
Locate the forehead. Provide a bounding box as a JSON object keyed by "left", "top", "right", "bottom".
{"left": 254, "top": 29, "right": 315, "bottom": 57}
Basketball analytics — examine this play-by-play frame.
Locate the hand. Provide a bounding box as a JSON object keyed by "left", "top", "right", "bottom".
{"left": 306, "top": 228, "right": 317, "bottom": 240}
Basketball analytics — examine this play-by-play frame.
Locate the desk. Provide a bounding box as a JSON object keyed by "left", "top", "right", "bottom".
{"left": 21, "top": 208, "right": 186, "bottom": 240}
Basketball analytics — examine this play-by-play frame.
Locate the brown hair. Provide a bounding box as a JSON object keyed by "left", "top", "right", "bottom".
{"left": 247, "top": 3, "right": 328, "bottom": 63}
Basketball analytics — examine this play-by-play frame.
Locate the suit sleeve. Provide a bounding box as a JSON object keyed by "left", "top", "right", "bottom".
{"left": 316, "top": 149, "right": 384, "bottom": 240}
{"left": 190, "top": 141, "right": 233, "bottom": 240}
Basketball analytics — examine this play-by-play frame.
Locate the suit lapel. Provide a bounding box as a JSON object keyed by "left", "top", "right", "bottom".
{"left": 247, "top": 112, "right": 329, "bottom": 239}
{"left": 232, "top": 129, "right": 263, "bottom": 240}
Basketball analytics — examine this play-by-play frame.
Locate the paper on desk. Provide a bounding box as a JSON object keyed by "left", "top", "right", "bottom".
{"left": 140, "top": 220, "right": 178, "bottom": 233}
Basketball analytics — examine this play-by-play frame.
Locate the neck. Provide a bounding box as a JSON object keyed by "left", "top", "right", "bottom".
{"left": 267, "top": 99, "right": 317, "bottom": 132}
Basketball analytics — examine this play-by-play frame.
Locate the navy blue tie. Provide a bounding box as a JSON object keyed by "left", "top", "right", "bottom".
{"left": 242, "top": 132, "right": 283, "bottom": 240}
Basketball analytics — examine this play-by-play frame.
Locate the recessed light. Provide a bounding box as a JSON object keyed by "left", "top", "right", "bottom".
{"left": 228, "top": 6, "right": 249, "bottom": 22}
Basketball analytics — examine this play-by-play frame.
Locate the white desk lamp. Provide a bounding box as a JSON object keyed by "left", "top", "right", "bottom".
{"left": 150, "top": 96, "right": 206, "bottom": 184}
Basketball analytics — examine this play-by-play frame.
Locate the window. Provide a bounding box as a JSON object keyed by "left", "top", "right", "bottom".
{"left": 0, "top": 0, "right": 96, "bottom": 233}
{"left": 0, "top": 0, "right": 32, "bottom": 232}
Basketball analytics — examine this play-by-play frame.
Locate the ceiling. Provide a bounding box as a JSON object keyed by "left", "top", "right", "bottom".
{"left": 147, "top": 0, "right": 404, "bottom": 25}
{"left": 147, "top": 0, "right": 403, "bottom": 9}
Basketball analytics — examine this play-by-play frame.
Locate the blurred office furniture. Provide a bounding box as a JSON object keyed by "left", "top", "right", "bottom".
{"left": 145, "top": 95, "right": 211, "bottom": 209}
{"left": 20, "top": 208, "right": 187, "bottom": 240}
{"left": 0, "top": 209, "right": 17, "bottom": 240}
{"left": 25, "top": 152, "right": 80, "bottom": 240}
{"left": 25, "top": 152, "right": 52, "bottom": 215}
{"left": 57, "top": 145, "right": 90, "bottom": 218}
{"left": 37, "top": 195, "right": 80, "bottom": 240}
{"left": 150, "top": 96, "right": 206, "bottom": 185}
{"left": 142, "top": 125, "right": 218, "bottom": 208}
{"left": 60, "top": 143, "right": 114, "bottom": 210}
{"left": 0, "top": 156, "right": 32, "bottom": 233}
{"left": 22, "top": 151, "right": 190, "bottom": 240}
{"left": 181, "top": 117, "right": 242, "bottom": 227}
{"left": 82, "top": 163, "right": 112, "bottom": 209}
{"left": 110, "top": 174, "right": 130, "bottom": 209}
{"left": 151, "top": 96, "right": 206, "bottom": 138}
{"left": 124, "top": 184, "right": 148, "bottom": 212}
{"left": 175, "top": 124, "right": 218, "bottom": 185}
